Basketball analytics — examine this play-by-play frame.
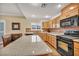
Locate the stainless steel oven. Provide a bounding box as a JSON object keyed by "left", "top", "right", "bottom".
{"left": 57, "top": 36, "right": 74, "bottom": 56}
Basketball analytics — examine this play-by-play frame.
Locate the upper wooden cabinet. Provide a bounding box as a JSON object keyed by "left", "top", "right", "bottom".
{"left": 61, "top": 3, "right": 79, "bottom": 19}
{"left": 48, "top": 20, "right": 53, "bottom": 28}
{"left": 51, "top": 16, "right": 61, "bottom": 28}
{"left": 42, "top": 21, "right": 49, "bottom": 28}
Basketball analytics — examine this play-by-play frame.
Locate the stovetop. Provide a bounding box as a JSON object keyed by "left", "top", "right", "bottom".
{"left": 60, "top": 35, "right": 79, "bottom": 39}
{"left": 59, "top": 30, "right": 79, "bottom": 40}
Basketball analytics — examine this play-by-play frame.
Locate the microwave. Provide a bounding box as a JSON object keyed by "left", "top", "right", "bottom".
{"left": 60, "top": 15, "right": 79, "bottom": 27}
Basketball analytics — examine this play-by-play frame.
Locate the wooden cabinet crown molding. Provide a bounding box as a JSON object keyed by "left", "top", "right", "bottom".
{"left": 61, "top": 3, "right": 79, "bottom": 14}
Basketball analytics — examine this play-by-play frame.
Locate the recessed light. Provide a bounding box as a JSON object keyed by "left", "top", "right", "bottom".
{"left": 32, "top": 51, "right": 35, "bottom": 54}
{"left": 70, "top": 7, "right": 74, "bottom": 10}
{"left": 58, "top": 4, "right": 61, "bottom": 8}
{"left": 31, "top": 3, "right": 40, "bottom": 7}
{"left": 44, "top": 15, "right": 52, "bottom": 19}
{"left": 31, "top": 15, "right": 36, "bottom": 18}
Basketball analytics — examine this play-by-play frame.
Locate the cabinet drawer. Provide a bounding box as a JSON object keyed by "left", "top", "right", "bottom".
{"left": 74, "top": 42, "right": 79, "bottom": 49}
{"left": 74, "top": 48, "right": 79, "bottom": 56}
{"left": 74, "top": 51, "right": 79, "bottom": 56}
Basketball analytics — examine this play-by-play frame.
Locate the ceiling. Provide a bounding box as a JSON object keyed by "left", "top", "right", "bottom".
{"left": 0, "top": 3, "right": 23, "bottom": 16}
{"left": 0, "top": 3, "right": 69, "bottom": 20}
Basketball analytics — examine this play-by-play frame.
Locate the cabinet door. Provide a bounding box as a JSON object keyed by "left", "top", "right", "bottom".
{"left": 74, "top": 42, "right": 79, "bottom": 56}
{"left": 43, "top": 33, "right": 47, "bottom": 41}
{"left": 51, "top": 35, "right": 57, "bottom": 49}
{"left": 38, "top": 33, "right": 47, "bottom": 42}
{"left": 47, "top": 34, "right": 57, "bottom": 49}
{"left": 48, "top": 35, "right": 52, "bottom": 44}
{"left": 74, "top": 48, "right": 79, "bottom": 56}
{"left": 46, "top": 34, "right": 50, "bottom": 42}
{"left": 49, "top": 20, "right": 53, "bottom": 28}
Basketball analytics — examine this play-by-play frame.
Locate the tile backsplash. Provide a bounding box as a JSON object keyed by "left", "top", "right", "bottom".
{"left": 49, "top": 26, "right": 79, "bottom": 33}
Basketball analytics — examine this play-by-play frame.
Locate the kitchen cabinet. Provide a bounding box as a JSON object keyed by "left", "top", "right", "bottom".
{"left": 42, "top": 21, "right": 49, "bottom": 32}
{"left": 37, "top": 32, "right": 47, "bottom": 42}
{"left": 42, "top": 33, "right": 47, "bottom": 41}
{"left": 42, "top": 21, "right": 49, "bottom": 29}
{"left": 37, "top": 32, "right": 57, "bottom": 49}
{"left": 46, "top": 34, "right": 52, "bottom": 44}
{"left": 61, "top": 3, "right": 79, "bottom": 19}
{"left": 48, "top": 20, "right": 53, "bottom": 28}
{"left": 74, "top": 42, "right": 79, "bottom": 56}
{"left": 51, "top": 35, "right": 57, "bottom": 49}
{"left": 52, "top": 20, "right": 56, "bottom": 28}
{"left": 47, "top": 34, "right": 57, "bottom": 49}
{"left": 51, "top": 16, "right": 60, "bottom": 28}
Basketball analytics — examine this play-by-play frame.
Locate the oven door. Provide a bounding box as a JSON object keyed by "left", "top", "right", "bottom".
{"left": 58, "top": 41, "right": 68, "bottom": 52}
{"left": 57, "top": 36, "right": 74, "bottom": 56}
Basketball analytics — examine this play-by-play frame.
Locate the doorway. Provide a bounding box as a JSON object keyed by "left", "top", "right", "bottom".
{"left": 0, "top": 20, "right": 5, "bottom": 48}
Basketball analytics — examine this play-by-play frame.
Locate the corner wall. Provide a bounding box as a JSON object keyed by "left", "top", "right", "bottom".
{"left": 0, "top": 16, "right": 31, "bottom": 34}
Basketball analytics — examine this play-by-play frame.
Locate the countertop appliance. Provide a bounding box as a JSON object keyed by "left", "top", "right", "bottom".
{"left": 60, "top": 15, "right": 79, "bottom": 27}
{"left": 57, "top": 30, "right": 79, "bottom": 56}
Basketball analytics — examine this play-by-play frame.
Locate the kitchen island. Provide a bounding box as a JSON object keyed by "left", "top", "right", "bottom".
{"left": 0, "top": 35, "right": 52, "bottom": 56}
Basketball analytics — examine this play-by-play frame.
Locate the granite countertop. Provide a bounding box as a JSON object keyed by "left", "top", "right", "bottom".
{"left": 40, "top": 32, "right": 64, "bottom": 36}
{"left": 0, "top": 35, "right": 52, "bottom": 56}
{"left": 48, "top": 32, "right": 64, "bottom": 36}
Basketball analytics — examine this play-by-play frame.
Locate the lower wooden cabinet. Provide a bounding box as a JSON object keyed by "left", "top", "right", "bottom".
{"left": 37, "top": 32, "right": 57, "bottom": 49}
{"left": 37, "top": 32, "right": 47, "bottom": 41}
{"left": 74, "top": 42, "right": 79, "bottom": 56}
{"left": 38, "top": 32, "right": 79, "bottom": 55}
{"left": 47, "top": 34, "right": 57, "bottom": 49}
{"left": 51, "top": 35, "right": 57, "bottom": 49}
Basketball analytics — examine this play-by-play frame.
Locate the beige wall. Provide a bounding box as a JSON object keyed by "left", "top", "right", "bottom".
{"left": 0, "top": 16, "right": 31, "bottom": 35}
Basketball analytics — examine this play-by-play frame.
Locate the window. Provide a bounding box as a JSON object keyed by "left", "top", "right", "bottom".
{"left": 31, "top": 23, "right": 41, "bottom": 30}
{"left": 32, "top": 25, "right": 41, "bottom": 29}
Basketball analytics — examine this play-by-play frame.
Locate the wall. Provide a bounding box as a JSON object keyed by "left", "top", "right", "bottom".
{"left": 0, "top": 15, "right": 30, "bottom": 35}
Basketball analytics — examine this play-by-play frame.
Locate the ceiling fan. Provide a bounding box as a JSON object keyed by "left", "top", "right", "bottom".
{"left": 41, "top": 3, "right": 47, "bottom": 8}
{"left": 31, "top": 3, "right": 48, "bottom": 8}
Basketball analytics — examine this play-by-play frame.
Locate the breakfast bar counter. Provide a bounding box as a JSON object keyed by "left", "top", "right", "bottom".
{"left": 0, "top": 35, "right": 52, "bottom": 56}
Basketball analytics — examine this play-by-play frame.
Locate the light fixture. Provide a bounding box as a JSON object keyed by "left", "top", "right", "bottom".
{"left": 44, "top": 15, "right": 52, "bottom": 19}
{"left": 31, "top": 15, "right": 36, "bottom": 18}
{"left": 58, "top": 4, "right": 61, "bottom": 8}
{"left": 41, "top": 3, "right": 47, "bottom": 8}
{"left": 31, "top": 3, "right": 39, "bottom": 6}
{"left": 70, "top": 7, "right": 74, "bottom": 10}
{"left": 31, "top": 3, "right": 48, "bottom": 8}
{"left": 31, "top": 3, "right": 41, "bottom": 7}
